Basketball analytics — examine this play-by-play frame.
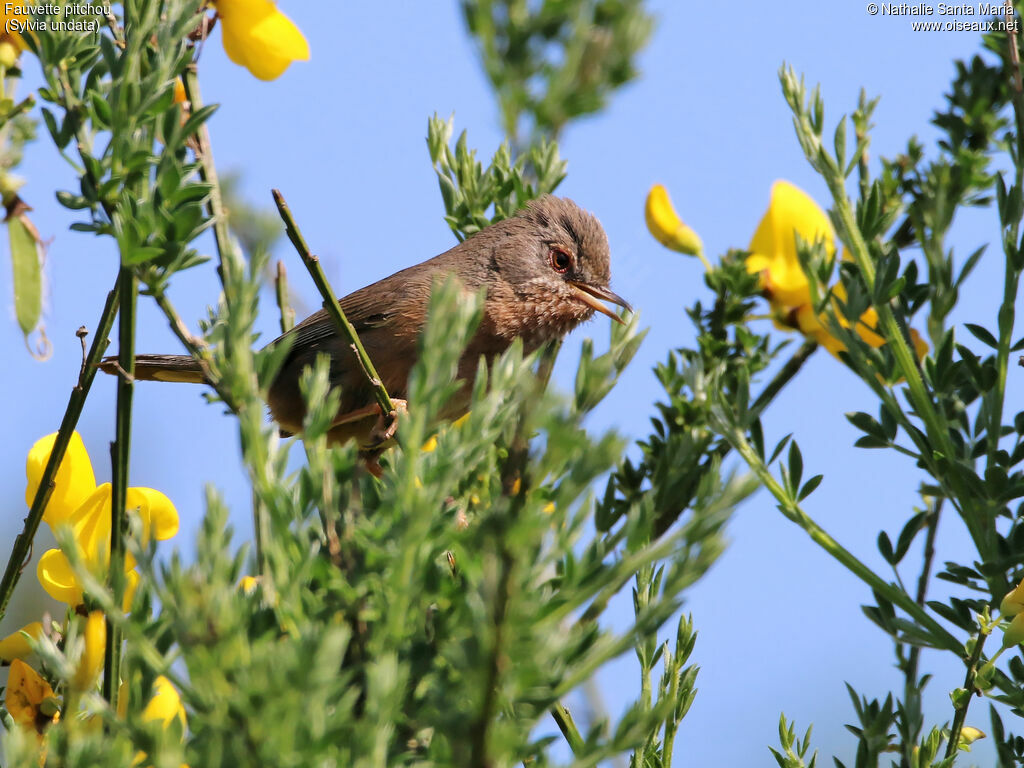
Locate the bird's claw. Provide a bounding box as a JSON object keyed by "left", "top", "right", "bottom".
{"left": 367, "top": 399, "right": 408, "bottom": 448}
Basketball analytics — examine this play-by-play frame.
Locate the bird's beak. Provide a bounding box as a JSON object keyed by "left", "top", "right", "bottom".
{"left": 568, "top": 281, "right": 633, "bottom": 325}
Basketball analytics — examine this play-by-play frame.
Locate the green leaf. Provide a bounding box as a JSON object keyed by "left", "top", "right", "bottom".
{"left": 846, "top": 411, "right": 887, "bottom": 442}
{"left": 787, "top": 441, "right": 803, "bottom": 493}
{"left": 90, "top": 91, "right": 112, "bottom": 129}
{"left": 964, "top": 323, "right": 998, "bottom": 349}
{"left": 769, "top": 433, "right": 792, "bottom": 465}
{"left": 56, "top": 190, "right": 91, "bottom": 210}
{"left": 797, "top": 474, "right": 823, "bottom": 501}
{"left": 877, "top": 531, "right": 895, "bottom": 564}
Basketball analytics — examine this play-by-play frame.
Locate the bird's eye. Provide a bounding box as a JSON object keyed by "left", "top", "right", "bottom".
{"left": 549, "top": 248, "right": 572, "bottom": 274}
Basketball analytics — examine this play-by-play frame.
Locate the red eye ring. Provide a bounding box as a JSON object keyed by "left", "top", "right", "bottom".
{"left": 549, "top": 247, "right": 572, "bottom": 274}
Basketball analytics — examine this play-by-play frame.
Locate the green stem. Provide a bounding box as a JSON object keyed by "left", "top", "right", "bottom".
{"left": 0, "top": 93, "right": 35, "bottom": 129}
{"left": 725, "top": 423, "right": 964, "bottom": 656}
{"left": 661, "top": 652, "right": 682, "bottom": 765}
{"left": 271, "top": 188, "right": 394, "bottom": 415}
{"left": 944, "top": 630, "right": 989, "bottom": 759}
{"left": 899, "top": 498, "right": 942, "bottom": 768}
{"left": 180, "top": 68, "right": 233, "bottom": 287}
{"left": 749, "top": 339, "right": 818, "bottom": 420}
{"left": 987, "top": 2, "right": 1024, "bottom": 524}
{"left": 828, "top": 164, "right": 990, "bottom": 560}
{"left": 551, "top": 702, "right": 585, "bottom": 756}
{"left": 0, "top": 272, "right": 121, "bottom": 623}
{"left": 148, "top": 288, "right": 236, "bottom": 409}
{"left": 103, "top": 269, "right": 137, "bottom": 709}
{"left": 694, "top": 247, "right": 713, "bottom": 274}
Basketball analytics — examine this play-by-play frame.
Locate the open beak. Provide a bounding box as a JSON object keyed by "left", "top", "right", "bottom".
{"left": 568, "top": 281, "right": 633, "bottom": 325}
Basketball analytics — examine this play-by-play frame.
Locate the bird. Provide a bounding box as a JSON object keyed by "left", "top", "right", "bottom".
{"left": 100, "top": 196, "right": 630, "bottom": 448}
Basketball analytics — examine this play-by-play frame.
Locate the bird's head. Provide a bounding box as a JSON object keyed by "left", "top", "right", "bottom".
{"left": 488, "top": 196, "right": 631, "bottom": 336}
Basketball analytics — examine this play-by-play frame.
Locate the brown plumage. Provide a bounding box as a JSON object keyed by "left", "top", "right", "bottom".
{"left": 102, "top": 196, "right": 629, "bottom": 446}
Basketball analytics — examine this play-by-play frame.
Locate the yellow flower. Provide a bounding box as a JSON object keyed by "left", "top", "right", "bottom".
{"left": 421, "top": 412, "right": 471, "bottom": 453}
{"left": 958, "top": 726, "right": 986, "bottom": 748}
{"left": 747, "top": 183, "right": 928, "bottom": 363}
{"left": 1005, "top": 612, "right": 1024, "bottom": 647}
{"left": 120, "top": 676, "right": 188, "bottom": 767}
{"left": 142, "top": 676, "right": 187, "bottom": 730}
{"left": 72, "top": 611, "right": 106, "bottom": 691}
{"left": 747, "top": 180, "right": 835, "bottom": 309}
{"left": 25, "top": 432, "right": 97, "bottom": 528}
{"left": 239, "top": 575, "right": 260, "bottom": 593}
{"left": 27, "top": 432, "right": 179, "bottom": 609}
{"left": 215, "top": 0, "right": 309, "bottom": 81}
{"left": 5, "top": 659, "right": 59, "bottom": 733}
{"left": 0, "top": 5, "right": 28, "bottom": 58}
{"left": 1001, "top": 579, "right": 1024, "bottom": 617}
{"left": 645, "top": 184, "right": 704, "bottom": 257}
{"left": 0, "top": 621, "right": 43, "bottom": 662}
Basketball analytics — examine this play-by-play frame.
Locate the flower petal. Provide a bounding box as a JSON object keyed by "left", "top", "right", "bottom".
{"left": 123, "top": 570, "right": 139, "bottom": 612}
{"left": 794, "top": 304, "right": 845, "bottom": 357}
{"left": 72, "top": 611, "right": 106, "bottom": 691}
{"left": 127, "top": 487, "right": 179, "bottom": 543}
{"left": 910, "top": 328, "right": 929, "bottom": 359}
{"left": 37, "top": 548, "right": 84, "bottom": 606}
{"left": 218, "top": 0, "right": 309, "bottom": 81}
{"left": 645, "top": 184, "right": 703, "bottom": 256}
{"left": 143, "top": 676, "right": 187, "bottom": 731}
{"left": 5, "top": 659, "right": 55, "bottom": 730}
{"left": 25, "top": 432, "right": 96, "bottom": 528}
{"left": 747, "top": 180, "right": 835, "bottom": 309}
{"left": 0, "top": 622, "right": 43, "bottom": 662}
{"left": 67, "top": 484, "right": 114, "bottom": 568}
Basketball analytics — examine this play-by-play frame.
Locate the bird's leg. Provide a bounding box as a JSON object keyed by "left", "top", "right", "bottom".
{"left": 344, "top": 399, "right": 408, "bottom": 478}
{"left": 329, "top": 399, "right": 409, "bottom": 478}
{"left": 367, "top": 399, "right": 408, "bottom": 446}
{"left": 329, "top": 399, "right": 409, "bottom": 440}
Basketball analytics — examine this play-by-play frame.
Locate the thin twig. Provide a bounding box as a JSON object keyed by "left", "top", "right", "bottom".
{"left": 181, "top": 68, "right": 233, "bottom": 290}
{"left": 749, "top": 339, "right": 818, "bottom": 420}
{"left": 271, "top": 188, "right": 394, "bottom": 415}
{"left": 944, "top": 630, "right": 989, "bottom": 759}
{"left": 149, "top": 288, "right": 237, "bottom": 411}
{"left": 899, "top": 498, "right": 942, "bottom": 767}
{"left": 76, "top": 325, "right": 89, "bottom": 380}
{"left": 551, "top": 702, "right": 585, "bottom": 756}
{"left": 0, "top": 93, "right": 35, "bottom": 129}
{"left": 0, "top": 273, "right": 121, "bottom": 622}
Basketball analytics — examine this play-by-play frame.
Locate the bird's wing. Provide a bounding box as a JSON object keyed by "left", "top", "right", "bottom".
{"left": 267, "top": 265, "right": 436, "bottom": 354}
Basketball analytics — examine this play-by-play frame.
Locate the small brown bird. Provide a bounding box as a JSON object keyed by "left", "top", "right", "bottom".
{"left": 101, "top": 196, "right": 629, "bottom": 446}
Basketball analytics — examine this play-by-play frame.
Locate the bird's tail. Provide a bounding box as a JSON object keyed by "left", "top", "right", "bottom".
{"left": 99, "top": 354, "right": 206, "bottom": 384}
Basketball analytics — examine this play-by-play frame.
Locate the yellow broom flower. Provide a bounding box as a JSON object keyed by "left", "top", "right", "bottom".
{"left": 215, "top": 0, "right": 310, "bottom": 81}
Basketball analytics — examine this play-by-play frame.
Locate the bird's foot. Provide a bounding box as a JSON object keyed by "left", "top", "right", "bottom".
{"left": 351, "top": 399, "right": 409, "bottom": 478}
{"left": 367, "top": 398, "right": 408, "bottom": 448}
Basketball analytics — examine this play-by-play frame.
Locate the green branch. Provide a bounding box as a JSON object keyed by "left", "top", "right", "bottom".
{"left": 271, "top": 188, "right": 394, "bottom": 415}
{"left": 944, "top": 630, "right": 989, "bottom": 759}
{"left": 181, "top": 67, "right": 234, "bottom": 288}
{"left": 104, "top": 268, "right": 137, "bottom": 710}
{"left": 721, "top": 421, "right": 965, "bottom": 656}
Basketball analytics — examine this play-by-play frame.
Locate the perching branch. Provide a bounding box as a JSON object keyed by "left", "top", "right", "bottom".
{"left": 271, "top": 188, "right": 394, "bottom": 415}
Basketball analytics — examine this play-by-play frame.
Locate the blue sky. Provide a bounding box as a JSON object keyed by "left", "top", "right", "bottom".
{"left": 0, "top": 2, "right": 1017, "bottom": 764}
